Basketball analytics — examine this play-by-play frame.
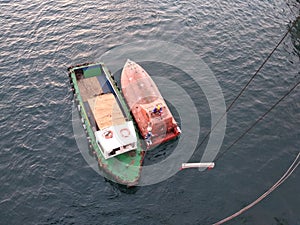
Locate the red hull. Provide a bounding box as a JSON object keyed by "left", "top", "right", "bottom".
{"left": 121, "top": 60, "right": 180, "bottom": 148}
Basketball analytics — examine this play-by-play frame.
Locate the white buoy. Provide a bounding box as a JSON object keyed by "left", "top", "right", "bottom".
{"left": 181, "top": 162, "right": 215, "bottom": 170}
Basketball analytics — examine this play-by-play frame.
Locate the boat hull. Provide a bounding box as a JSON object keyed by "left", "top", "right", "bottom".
{"left": 121, "top": 60, "right": 181, "bottom": 147}
{"left": 68, "top": 62, "right": 144, "bottom": 186}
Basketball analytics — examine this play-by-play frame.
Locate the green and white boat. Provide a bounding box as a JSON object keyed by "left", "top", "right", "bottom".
{"left": 68, "top": 62, "right": 144, "bottom": 186}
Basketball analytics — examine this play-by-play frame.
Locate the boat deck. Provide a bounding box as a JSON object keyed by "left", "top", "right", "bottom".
{"left": 88, "top": 93, "right": 125, "bottom": 129}
{"left": 77, "top": 76, "right": 126, "bottom": 130}
{"left": 77, "top": 76, "right": 103, "bottom": 101}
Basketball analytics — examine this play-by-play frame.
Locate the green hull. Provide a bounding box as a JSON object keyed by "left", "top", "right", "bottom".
{"left": 68, "top": 62, "right": 144, "bottom": 186}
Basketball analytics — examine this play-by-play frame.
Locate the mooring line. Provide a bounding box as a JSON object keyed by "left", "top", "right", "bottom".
{"left": 215, "top": 79, "right": 300, "bottom": 161}
{"left": 210, "top": 16, "right": 300, "bottom": 224}
{"left": 212, "top": 152, "right": 300, "bottom": 225}
{"left": 197, "top": 16, "right": 300, "bottom": 152}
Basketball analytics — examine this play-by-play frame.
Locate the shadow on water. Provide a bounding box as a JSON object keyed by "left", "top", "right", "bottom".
{"left": 104, "top": 177, "right": 140, "bottom": 194}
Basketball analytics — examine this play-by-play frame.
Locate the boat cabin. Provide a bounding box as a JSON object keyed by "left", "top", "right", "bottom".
{"left": 132, "top": 101, "right": 177, "bottom": 137}
{"left": 91, "top": 93, "right": 137, "bottom": 159}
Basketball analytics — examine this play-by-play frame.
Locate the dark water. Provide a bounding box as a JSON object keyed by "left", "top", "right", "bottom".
{"left": 1, "top": 0, "right": 300, "bottom": 224}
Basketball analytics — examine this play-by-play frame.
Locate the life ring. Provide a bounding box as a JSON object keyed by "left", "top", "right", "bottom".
{"left": 103, "top": 130, "right": 113, "bottom": 139}
{"left": 120, "top": 128, "right": 130, "bottom": 138}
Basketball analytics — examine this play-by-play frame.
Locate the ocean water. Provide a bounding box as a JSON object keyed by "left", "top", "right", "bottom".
{"left": 1, "top": 0, "right": 299, "bottom": 224}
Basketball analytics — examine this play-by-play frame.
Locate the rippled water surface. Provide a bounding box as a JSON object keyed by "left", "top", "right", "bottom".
{"left": 1, "top": 0, "right": 300, "bottom": 224}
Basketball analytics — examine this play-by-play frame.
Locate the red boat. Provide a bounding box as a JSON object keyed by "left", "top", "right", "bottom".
{"left": 121, "top": 60, "right": 181, "bottom": 147}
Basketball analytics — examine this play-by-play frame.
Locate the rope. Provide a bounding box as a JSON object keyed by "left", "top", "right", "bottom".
{"left": 215, "top": 79, "right": 300, "bottom": 161}
{"left": 210, "top": 17, "right": 300, "bottom": 224}
{"left": 197, "top": 16, "right": 300, "bottom": 151}
{"left": 212, "top": 152, "right": 300, "bottom": 225}
{"left": 286, "top": 0, "right": 299, "bottom": 18}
